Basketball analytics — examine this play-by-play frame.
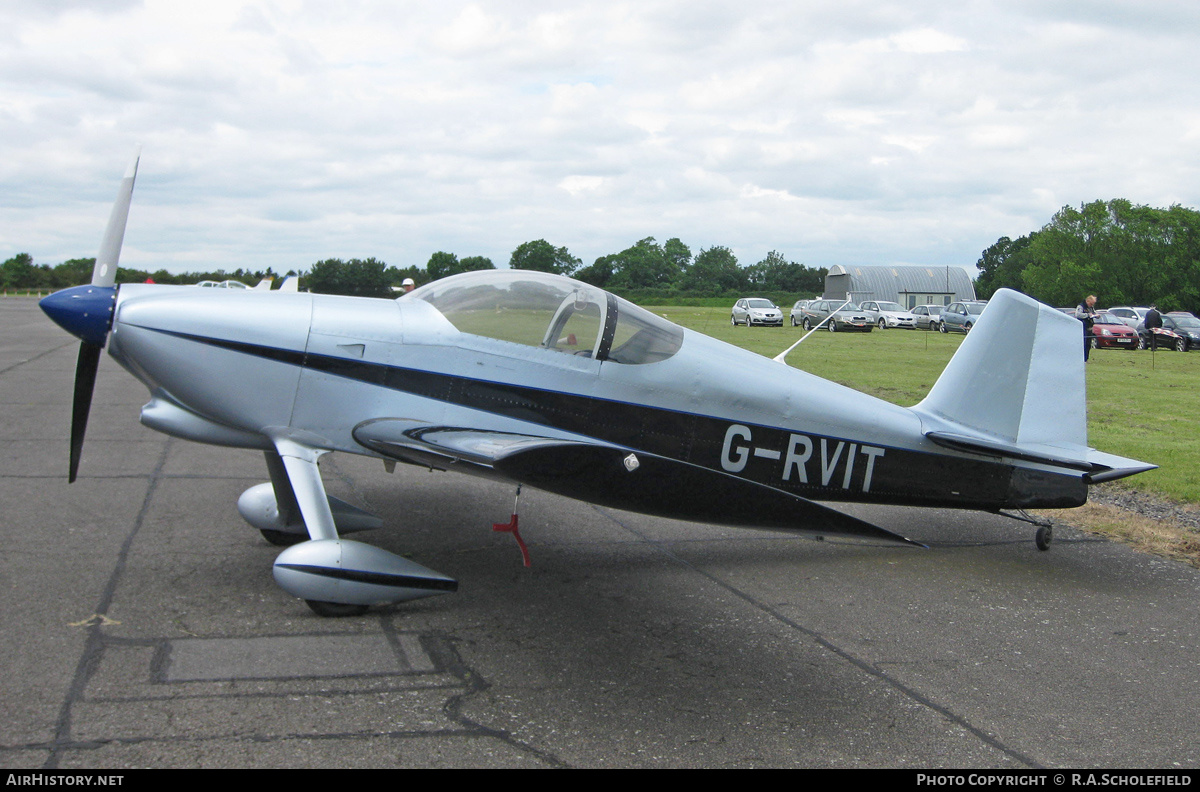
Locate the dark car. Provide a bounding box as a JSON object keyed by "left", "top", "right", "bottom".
{"left": 799, "top": 299, "right": 874, "bottom": 332}
{"left": 1089, "top": 313, "right": 1139, "bottom": 350}
{"left": 939, "top": 301, "right": 988, "bottom": 334}
{"left": 1138, "top": 314, "right": 1200, "bottom": 351}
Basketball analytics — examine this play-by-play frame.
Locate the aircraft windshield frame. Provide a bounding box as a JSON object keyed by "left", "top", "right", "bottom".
{"left": 402, "top": 270, "right": 683, "bottom": 365}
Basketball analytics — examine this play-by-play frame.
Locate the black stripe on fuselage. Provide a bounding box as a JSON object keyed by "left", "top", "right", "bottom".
{"left": 145, "top": 328, "right": 1085, "bottom": 509}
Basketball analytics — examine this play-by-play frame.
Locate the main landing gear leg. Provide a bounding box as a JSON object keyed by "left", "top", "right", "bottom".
{"left": 998, "top": 509, "right": 1054, "bottom": 551}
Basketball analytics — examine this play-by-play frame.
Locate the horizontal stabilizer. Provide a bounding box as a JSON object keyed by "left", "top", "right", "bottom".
{"left": 924, "top": 431, "right": 1093, "bottom": 471}
{"left": 1083, "top": 449, "right": 1158, "bottom": 484}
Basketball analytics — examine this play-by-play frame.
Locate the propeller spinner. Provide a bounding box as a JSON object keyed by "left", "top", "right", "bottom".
{"left": 39, "top": 151, "right": 140, "bottom": 482}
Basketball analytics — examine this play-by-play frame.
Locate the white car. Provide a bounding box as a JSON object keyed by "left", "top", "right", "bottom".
{"left": 731, "top": 298, "right": 783, "bottom": 327}
{"left": 859, "top": 300, "right": 917, "bottom": 329}
{"left": 1106, "top": 306, "right": 1150, "bottom": 329}
{"left": 194, "top": 280, "right": 250, "bottom": 289}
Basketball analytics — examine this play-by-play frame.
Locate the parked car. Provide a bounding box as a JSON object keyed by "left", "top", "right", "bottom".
{"left": 1089, "top": 313, "right": 1139, "bottom": 350}
{"left": 1106, "top": 306, "right": 1150, "bottom": 329}
{"left": 939, "top": 301, "right": 988, "bottom": 334}
{"left": 1137, "top": 314, "right": 1200, "bottom": 351}
{"left": 911, "top": 304, "right": 944, "bottom": 331}
{"left": 731, "top": 298, "right": 783, "bottom": 327}
{"left": 799, "top": 299, "right": 874, "bottom": 332}
{"left": 195, "top": 280, "right": 249, "bottom": 289}
{"left": 789, "top": 299, "right": 813, "bottom": 327}
{"left": 859, "top": 300, "right": 917, "bottom": 329}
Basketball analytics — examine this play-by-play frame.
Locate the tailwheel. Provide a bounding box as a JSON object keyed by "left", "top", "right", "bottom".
{"left": 305, "top": 600, "right": 370, "bottom": 617}
{"left": 999, "top": 509, "right": 1054, "bottom": 551}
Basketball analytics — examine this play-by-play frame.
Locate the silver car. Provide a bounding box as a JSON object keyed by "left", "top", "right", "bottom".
{"left": 939, "top": 301, "right": 988, "bottom": 334}
{"left": 860, "top": 300, "right": 917, "bottom": 330}
{"left": 1106, "top": 306, "right": 1150, "bottom": 329}
{"left": 789, "top": 299, "right": 813, "bottom": 326}
{"left": 731, "top": 297, "right": 783, "bottom": 327}
{"left": 911, "top": 304, "right": 944, "bottom": 331}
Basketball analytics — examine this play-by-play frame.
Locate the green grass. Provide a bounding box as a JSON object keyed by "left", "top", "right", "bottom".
{"left": 648, "top": 306, "right": 1200, "bottom": 504}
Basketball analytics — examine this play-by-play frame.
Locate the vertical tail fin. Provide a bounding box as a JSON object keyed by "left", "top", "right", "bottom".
{"left": 910, "top": 289, "right": 1154, "bottom": 481}
{"left": 911, "top": 289, "right": 1087, "bottom": 454}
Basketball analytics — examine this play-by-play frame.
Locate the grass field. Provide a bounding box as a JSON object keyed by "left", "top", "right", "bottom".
{"left": 649, "top": 306, "right": 1200, "bottom": 505}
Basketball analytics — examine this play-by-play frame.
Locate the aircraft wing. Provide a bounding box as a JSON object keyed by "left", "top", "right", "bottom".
{"left": 353, "top": 419, "right": 922, "bottom": 546}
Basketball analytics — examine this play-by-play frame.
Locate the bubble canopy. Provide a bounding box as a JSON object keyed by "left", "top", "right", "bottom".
{"left": 401, "top": 270, "right": 683, "bottom": 365}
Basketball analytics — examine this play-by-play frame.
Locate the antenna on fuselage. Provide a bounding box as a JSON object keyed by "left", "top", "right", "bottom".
{"left": 772, "top": 299, "right": 851, "bottom": 365}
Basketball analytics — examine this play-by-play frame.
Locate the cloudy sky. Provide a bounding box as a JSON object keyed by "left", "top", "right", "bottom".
{"left": 3, "top": 1, "right": 1199, "bottom": 278}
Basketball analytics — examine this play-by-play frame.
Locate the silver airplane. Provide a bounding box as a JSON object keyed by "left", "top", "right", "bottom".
{"left": 40, "top": 155, "right": 1156, "bottom": 617}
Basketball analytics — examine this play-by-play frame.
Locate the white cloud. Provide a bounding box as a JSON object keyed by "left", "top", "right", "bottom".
{"left": 889, "top": 27, "right": 968, "bottom": 54}
{"left": 2, "top": 0, "right": 1199, "bottom": 277}
{"left": 559, "top": 175, "right": 606, "bottom": 195}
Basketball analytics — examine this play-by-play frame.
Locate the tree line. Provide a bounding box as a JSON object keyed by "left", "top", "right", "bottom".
{"left": 0, "top": 254, "right": 293, "bottom": 293}
{"left": 296, "top": 237, "right": 828, "bottom": 300}
{"left": 4, "top": 237, "right": 827, "bottom": 301}
{"left": 13, "top": 199, "right": 1199, "bottom": 311}
{"left": 975, "top": 199, "right": 1200, "bottom": 312}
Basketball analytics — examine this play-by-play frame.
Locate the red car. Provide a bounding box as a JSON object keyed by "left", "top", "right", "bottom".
{"left": 1090, "top": 313, "right": 1139, "bottom": 350}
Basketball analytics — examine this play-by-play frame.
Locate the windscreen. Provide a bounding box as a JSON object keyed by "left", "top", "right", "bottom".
{"left": 405, "top": 270, "right": 682, "bottom": 364}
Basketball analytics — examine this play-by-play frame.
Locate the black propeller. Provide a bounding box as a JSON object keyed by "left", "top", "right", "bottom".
{"left": 69, "top": 342, "right": 104, "bottom": 483}
{"left": 39, "top": 150, "right": 139, "bottom": 482}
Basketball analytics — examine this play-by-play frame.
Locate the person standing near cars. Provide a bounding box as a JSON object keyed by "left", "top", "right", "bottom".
{"left": 1076, "top": 295, "right": 1097, "bottom": 361}
{"left": 1144, "top": 305, "right": 1163, "bottom": 350}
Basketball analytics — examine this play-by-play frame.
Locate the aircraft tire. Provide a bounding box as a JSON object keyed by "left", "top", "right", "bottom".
{"left": 1035, "top": 525, "right": 1053, "bottom": 551}
{"left": 306, "top": 600, "right": 370, "bottom": 617}
{"left": 261, "top": 529, "right": 307, "bottom": 547}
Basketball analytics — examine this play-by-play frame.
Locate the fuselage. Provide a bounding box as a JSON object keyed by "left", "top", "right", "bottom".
{"left": 106, "top": 274, "right": 1086, "bottom": 514}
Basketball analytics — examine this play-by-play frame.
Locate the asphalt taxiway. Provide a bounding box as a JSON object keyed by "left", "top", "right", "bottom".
{"left": 1, "top": 296, "right": 1197, "bottom": 768}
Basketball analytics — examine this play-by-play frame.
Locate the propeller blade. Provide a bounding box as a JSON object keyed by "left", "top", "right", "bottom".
{"left": 69, "top": 341, "right": 103, "bottom": 483}
{"left": 93, "top": 148, "right": 140, "bottom": 288}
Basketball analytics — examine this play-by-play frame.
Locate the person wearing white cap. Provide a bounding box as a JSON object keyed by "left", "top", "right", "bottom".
{"left": 402, "top": 277, "right": 415, "bottom": 293}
